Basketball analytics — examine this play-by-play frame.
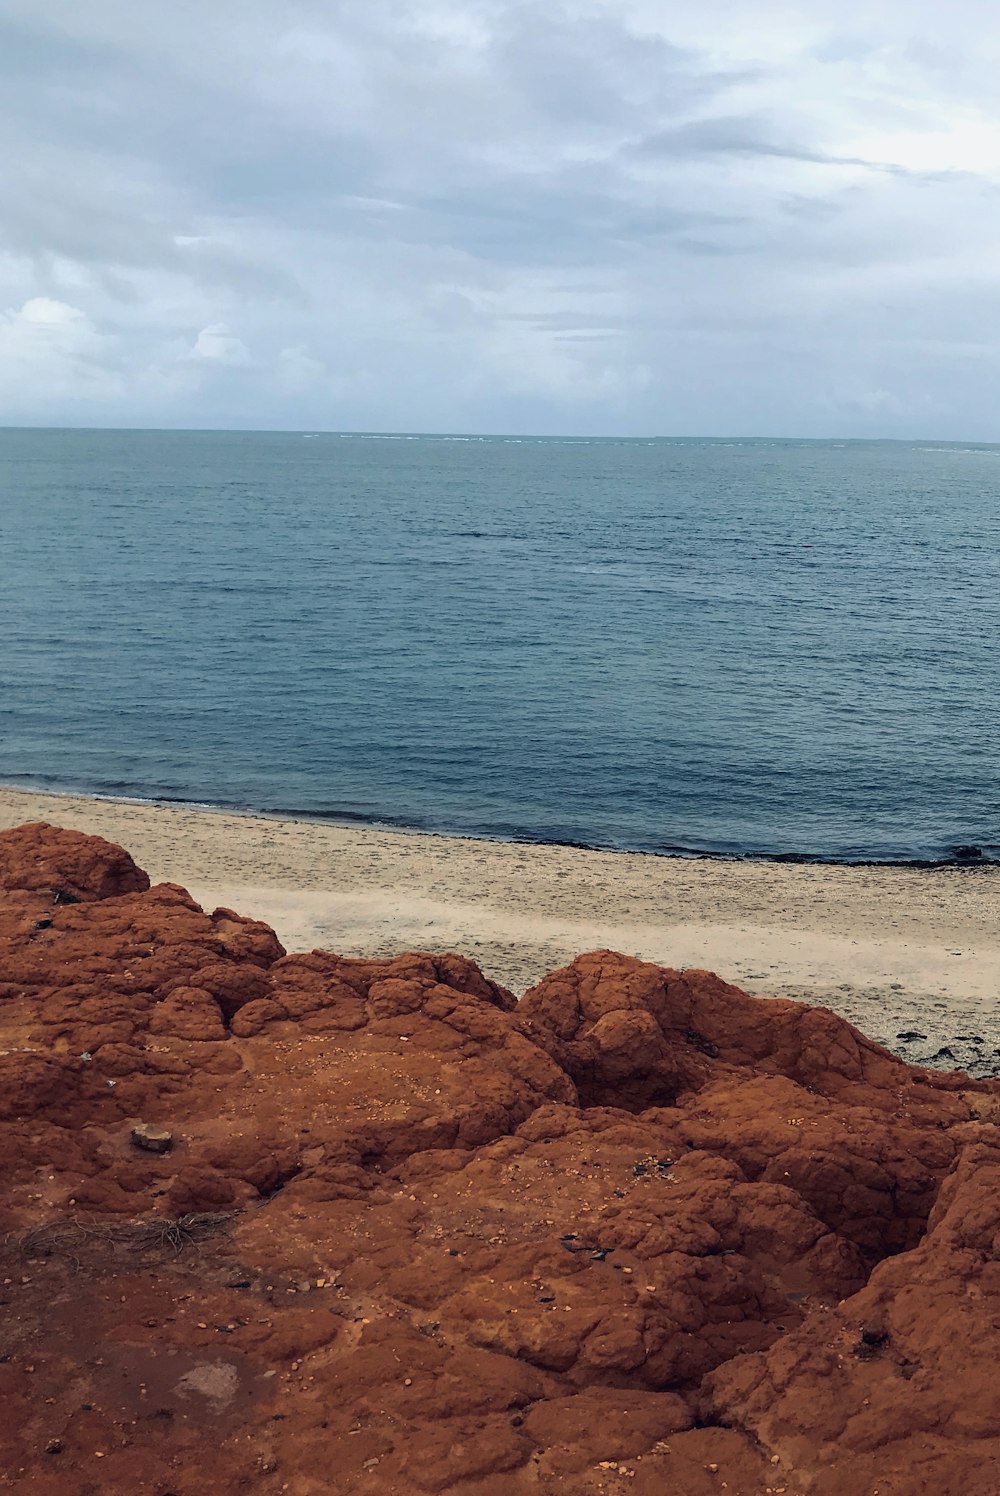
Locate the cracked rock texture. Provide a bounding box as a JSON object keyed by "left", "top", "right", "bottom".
{"left": 2, "top": 822, "right": 999, "bottom": 1494}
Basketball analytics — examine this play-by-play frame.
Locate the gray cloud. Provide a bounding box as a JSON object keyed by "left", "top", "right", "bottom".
{"left": 2, "top": 0, "right": 1000, "bottom": 434}
{"left": 634, "top": 114, "right": 839, "bottom": 164}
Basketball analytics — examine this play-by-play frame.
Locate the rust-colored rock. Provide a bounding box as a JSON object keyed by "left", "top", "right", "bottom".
{"left": 1, "top": 822, "right": 999, "bottom": 1495}
{"left": 0, "top": 819, "right": 150, "bottom": 901}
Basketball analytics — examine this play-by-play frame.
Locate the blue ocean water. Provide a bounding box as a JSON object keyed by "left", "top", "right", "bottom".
{"left": 1, "top": 428, "right": 998, "bottom": 864}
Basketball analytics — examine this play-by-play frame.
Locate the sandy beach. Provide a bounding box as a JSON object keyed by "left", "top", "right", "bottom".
{"left": 2, "top": 784, "right": 998, "bottom": 1072}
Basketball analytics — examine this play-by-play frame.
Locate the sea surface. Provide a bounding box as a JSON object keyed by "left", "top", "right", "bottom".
{"left": 1, "top": 429, "right": 998, "bottom": 864}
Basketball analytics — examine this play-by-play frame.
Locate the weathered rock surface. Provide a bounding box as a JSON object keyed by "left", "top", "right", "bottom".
{"left": 131, "top": 1121, "right": 174, "bottom": 1154}
{"left": 2, "top": 822, "right": 999, "bottom": 1493}
{"left": 0, "top": 819, "right": 151, "bottom": 901}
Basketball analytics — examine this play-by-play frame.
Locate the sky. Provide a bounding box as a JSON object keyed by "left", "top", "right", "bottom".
{"left": 4, "top": 0, "right": 1000, "bottom": 436}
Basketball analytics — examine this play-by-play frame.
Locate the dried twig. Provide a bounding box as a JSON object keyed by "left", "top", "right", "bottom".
{"left": 4, "top": 1210, "right": 239, "bottom": 1267}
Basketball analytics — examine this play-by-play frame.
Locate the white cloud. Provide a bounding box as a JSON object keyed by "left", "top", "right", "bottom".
{"left": 12, "top": 296, "right": 83, "bottom": 327}
{"left": 0, "top": 296, "right": 121, "bottom": 409}
{"left": 277, "top": 344, "right": 328, "bottom": 388}
{"left": 187, "top": 322, "right": 252, "bottom": 366}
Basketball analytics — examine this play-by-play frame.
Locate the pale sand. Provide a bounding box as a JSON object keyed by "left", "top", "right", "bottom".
{"left": 2, "top": 786, "right": 999, "bottom": 1072}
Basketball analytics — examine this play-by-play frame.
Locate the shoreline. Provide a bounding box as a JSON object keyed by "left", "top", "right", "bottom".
{"left": 0, "top": 779, "right": 995, "bottom": 871}
{"left": 2, "top": 783, "right": 1000, "bottom": 1075}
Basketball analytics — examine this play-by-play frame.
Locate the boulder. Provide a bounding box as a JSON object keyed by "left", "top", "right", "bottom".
{"left": 0, "top": 820, "right": 150, "bottom": 901}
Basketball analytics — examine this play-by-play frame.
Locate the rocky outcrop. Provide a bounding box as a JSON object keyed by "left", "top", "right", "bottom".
{"left": 0, "top": 819, "right": 151, "bottom": 900}
{"left": 1, "top": 823, "right": 999, "bottom": 1494}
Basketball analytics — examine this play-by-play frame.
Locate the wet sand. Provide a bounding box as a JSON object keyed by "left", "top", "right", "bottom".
{"left": 2, "top": 785, "right": 999, "bottom": 1073}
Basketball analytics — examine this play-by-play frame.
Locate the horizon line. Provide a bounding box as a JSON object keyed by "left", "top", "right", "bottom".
{"left": 1, "top": 424, "right": 999, "bottom": 446}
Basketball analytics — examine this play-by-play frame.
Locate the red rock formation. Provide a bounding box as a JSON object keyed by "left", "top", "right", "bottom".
{"left": 0, "top": 819, "right": 150, "bottom": 900}
{"left": 1, "top": 823, "right": 999, "bottom": 1494}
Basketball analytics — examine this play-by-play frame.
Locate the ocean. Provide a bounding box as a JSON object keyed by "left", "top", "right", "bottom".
{"left": 1, "top": 428, "right": 997, "bottom": 865}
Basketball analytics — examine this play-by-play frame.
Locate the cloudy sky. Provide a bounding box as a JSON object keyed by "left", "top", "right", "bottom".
{"left": 4, "top": 0, "right": 1000, "bottom": 436}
